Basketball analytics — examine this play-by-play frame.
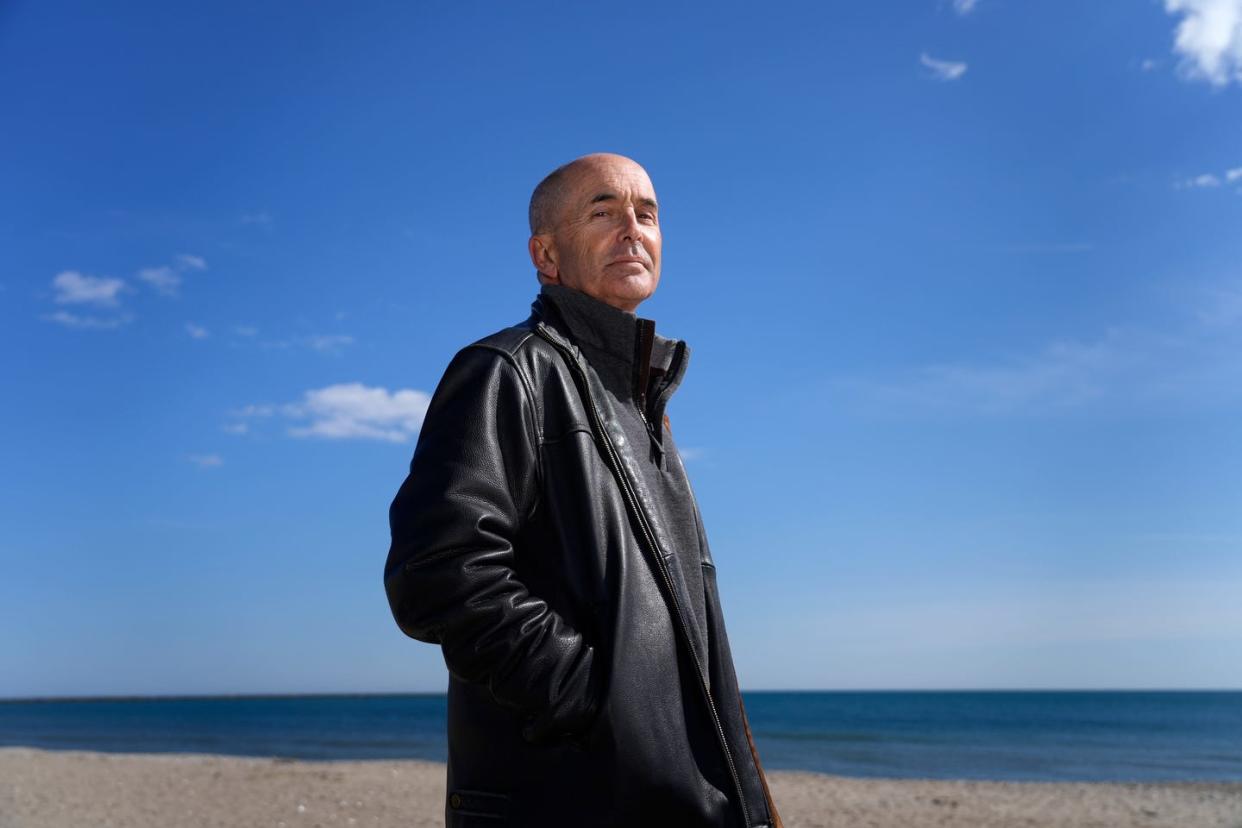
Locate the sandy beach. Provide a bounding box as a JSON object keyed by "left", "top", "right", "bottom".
{"left": 2, "top": 747, "right": 1240, "bottom": 828}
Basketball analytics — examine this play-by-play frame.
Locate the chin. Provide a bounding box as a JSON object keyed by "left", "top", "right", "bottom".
{"left": 614, "top": 284, "right": 656, "bottom": 307}
{"left": 615, "top": 271, "right": 657, "bottom": 294}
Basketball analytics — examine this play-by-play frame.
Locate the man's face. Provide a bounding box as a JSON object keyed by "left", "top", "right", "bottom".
{"left": 532, "top": 155, "right": 662, "bottom": 313}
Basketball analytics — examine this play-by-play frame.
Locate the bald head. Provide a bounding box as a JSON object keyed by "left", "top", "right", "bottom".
{"left": 528, "top": 153, "right": 648, "bottom": 236}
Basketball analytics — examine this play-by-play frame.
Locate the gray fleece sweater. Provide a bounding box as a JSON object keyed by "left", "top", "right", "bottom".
{"left": 537, "top": 283, "right": 712, "bottom": 691}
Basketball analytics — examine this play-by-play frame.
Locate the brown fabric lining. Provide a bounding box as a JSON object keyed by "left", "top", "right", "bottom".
{"left": 739, "top": 693, "right": 783, "bottom": 828}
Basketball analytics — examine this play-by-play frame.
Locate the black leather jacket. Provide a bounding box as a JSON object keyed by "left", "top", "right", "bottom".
{"left": 384, "top": 291, "right": 778, "bottom": 827}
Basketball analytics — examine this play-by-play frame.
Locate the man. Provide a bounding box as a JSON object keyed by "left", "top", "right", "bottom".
{"left": 384, "top": 153, "right": 782, "bottom": 827}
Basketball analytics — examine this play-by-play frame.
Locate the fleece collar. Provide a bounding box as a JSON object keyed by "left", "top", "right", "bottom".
{"left": 535, "top": 283, "right": 689, "bottom": 421}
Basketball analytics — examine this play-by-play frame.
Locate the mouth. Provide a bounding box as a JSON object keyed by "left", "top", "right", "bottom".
{"left": 608, "top": 256, "right": 649, "bottom": 267}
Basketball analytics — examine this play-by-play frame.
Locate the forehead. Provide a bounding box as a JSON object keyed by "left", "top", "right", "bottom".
{"left": 568, "top": 159, "right": 657, "bottom": 202}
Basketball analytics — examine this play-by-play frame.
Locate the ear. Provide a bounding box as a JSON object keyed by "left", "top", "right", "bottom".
{"left": 528, "top": 235, "right": 560, "bottom": 283}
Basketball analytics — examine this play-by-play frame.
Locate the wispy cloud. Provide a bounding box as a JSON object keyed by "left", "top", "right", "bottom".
{"left": 51, "top": 270, "right": 126, "bottom": 306}
{"left": 1164, "top": 0, "right": 1242, "bottom": 87}
{"left": 137, "top": 254, "right": 208, "bottom": 297}
{"left": 676, "top": 446, "right": 706, "bottom": 462}
{"left": 832, "top": 283, "right": 1242, "bottom": 418}
{"left": 176, "top": 254, "right": 207, "bottom": 271}
{"left": 1001, "top": 242, "right": 1095, "bottom": 254}
{"left": 302, "top": 334, "right": 354, "bottom": 354}
{"left": 185, "top": 322, "right": 210, "bottom": 339}
{"left": 1178, "top": 172, "right": 1222, "bottom": 188}
{"left": 1196, "top": 281, "right": 1242, "bottom": 327}
{"left": 42, "top": 310, "right": 134, "bottom": 330}
{"left": 812, "top": 572, "right": 1242, "bottom": 650}
{"left": 920, "top": 52, "right": 968, "bottom": 81}
{"left": 240, "top": 211, "right": 273, "bottom": 227}
{"left": 137, "top": 266, "right": 180, "bottom": 295}
{"left": 1175, "top": 165, "right": 1242, "bottom": 190}
{"left": 952, "top": 0, "right": 979, "bottom": 15}
{"left": 839, "top": 333, "right": 1123, "bottom": 415}
{"left": 229, "top": 384, "right": 431, "bottom": 443}
{"left": 259, "top": 334, "right": 355, "bottom": 355}
{"left": 187, "top": 453, "right": 223, "bottom": 468}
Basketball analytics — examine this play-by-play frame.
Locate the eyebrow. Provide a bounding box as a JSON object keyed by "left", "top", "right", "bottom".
{"left": 588, "top": 192, "right": 659, "bottom": 211}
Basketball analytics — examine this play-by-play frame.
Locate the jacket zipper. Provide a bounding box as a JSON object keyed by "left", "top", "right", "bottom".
{"left": 534, "top": 324, "right": 754, "bottom": 828}
{"left": 635, "top": 404, "right": 661, "bottom": 449}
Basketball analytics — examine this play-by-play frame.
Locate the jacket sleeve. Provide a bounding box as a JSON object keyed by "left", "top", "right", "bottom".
{"left": 383, "top": 343, "right": 602, "bottom": 746}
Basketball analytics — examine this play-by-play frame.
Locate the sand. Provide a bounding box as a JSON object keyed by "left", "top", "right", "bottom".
{"left": 1, "top": 746, "right": 1240, "bottom": 828}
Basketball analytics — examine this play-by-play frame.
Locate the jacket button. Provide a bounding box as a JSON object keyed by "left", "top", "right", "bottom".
{"left": 449, "top": 793, "right": 462, "bottom": 809}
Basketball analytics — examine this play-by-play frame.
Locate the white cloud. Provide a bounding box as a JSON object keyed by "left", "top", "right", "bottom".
{"left": 45, "top": 271, "right": 132, "bottom": 328}
{"left": 138, "top": 266, "right": 180, "bottom": 295}
{"left": 952, "top": 0, "right": 979, "bottom": 15}
{"left": 232, "top": 385, "right": 431, "bottom": 442}
{"left": 51, "top": 270, "right": 126, "bottom": 307}
{"left": 42, "top": 310, "right": 133, "bottom": 330}
{"left": 185, "top": 322, "right": 210, "bottom": 339}
{"left": 284, "top": 383, "right": 431, "bottom": 442}
{"left": 920, "top": 52, "right": 968, "bottom": 81}
{"left": 187, "top": 453, "right": 223, "bottom": 468}
{"left": 1226, "top": 166, "right": 1242, "bottom": 181}
{"left": 1164, "top": 0, "right": 1242, "bottom": 86}
{"left": 1141, "top": 57, "right": 1161, "bottom": 71}
{"left": 45, "top": 256, "right": 208, "bottom": 331}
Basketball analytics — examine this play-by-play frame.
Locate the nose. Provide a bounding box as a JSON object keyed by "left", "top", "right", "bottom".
{"left": 620, "top": 209, "right": 643, "bottom": 243}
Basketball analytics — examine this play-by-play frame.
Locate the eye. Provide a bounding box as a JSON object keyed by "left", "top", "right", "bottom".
{"left": 593, "top": 210, "right": 608, "bottom": 217}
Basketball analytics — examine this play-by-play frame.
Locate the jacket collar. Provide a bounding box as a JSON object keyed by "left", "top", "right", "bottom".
{"left": 532, "top": 283, "right": 689, "bottom": 421}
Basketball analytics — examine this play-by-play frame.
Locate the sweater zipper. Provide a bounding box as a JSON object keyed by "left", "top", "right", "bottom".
{"left": 534, "top": 325, "right": 754, "bottom": 828}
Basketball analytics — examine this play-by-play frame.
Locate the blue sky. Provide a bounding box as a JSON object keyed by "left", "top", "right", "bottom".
{"left": 2, "top": 0, "right": 1241, "bottom": 697}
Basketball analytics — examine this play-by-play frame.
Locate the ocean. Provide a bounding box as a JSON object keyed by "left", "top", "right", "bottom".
{"left": 1, "top": 691, "right": 1239, "bottom": 782}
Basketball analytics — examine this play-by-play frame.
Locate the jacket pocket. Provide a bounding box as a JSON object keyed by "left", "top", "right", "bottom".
{"left": 563, "top": 690, "right": 608, "bottom": 753}
{"left": 447, "top": 788, "right": 511, "bottom": 826}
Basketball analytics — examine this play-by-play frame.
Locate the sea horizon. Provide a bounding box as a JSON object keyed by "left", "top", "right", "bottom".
{"left": 3, "top": 690, "right": 1240, "bottom": 783}
{"left": 4, "top": 687, "right": 1240, "bottom": 703}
